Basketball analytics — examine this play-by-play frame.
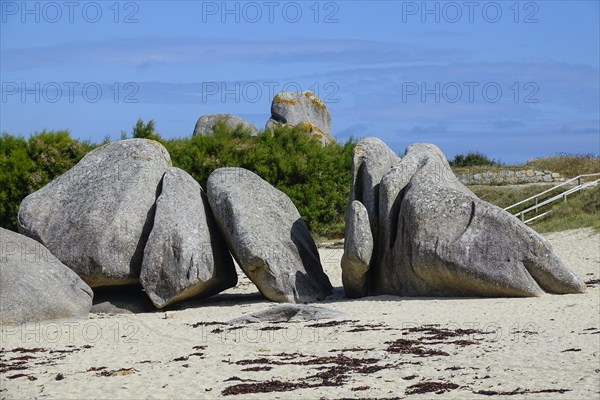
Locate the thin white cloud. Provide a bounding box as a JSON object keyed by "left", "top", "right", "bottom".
{"left": 1, "top": 37, "right": 466, "bottom": 71}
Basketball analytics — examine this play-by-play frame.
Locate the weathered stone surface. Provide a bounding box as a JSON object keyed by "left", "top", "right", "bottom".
{"left": 228, "top": 304, "right": 346, "bottom": 324}
{"left": 341, "top": 139, "right": 586, "bottom": 298}
{"left": 340, "top": 201, "right": 373, "bottom": 298}
{"left": 207, "top": 167, "right": 333, "bottom": 303}
{"left": 193, "top": 114, "right": 258, "bottom": 136}
{"left": 140, "top": 168, "right": 237, "bottom": 308}
{"left": 340, "top": 137, "right": 399, "bottom": 298}
{"left": 349, "top": 137, "right": 400, "bottom": 236}
{"left": 265, "top": 91, "right": 334, "bottom": 145}
{"left": 0, "top": 228, "right": 93, "bottom": 324}
{"left": 375, "top": 144, "right": 452, "bottom": 295}
{"left": 18, "top": 139, "right": 172, "bottom": 287}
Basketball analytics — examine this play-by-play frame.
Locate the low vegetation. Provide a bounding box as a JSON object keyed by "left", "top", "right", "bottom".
{"left": 449, "top": 151, "right": 500, "bottom": 168}
{"left": 452, "top": 152, "right": 600, "bottom": 179}
{"left": 0, "top": 131, "right": 93, "bottom": 230}
{"left": 1, "top": 121, "right": 354, "bottom": 237}
{"left": 1, "top": 123, "right": 597, "bottom": 236}
{"left": 531, "top": 184, "right": 600, "bottom": 233}
{"left": 522, "top": 154, "right": 600, "bottom": 178}
{"left": 452, "top": 152, "right": 599, "bottom": 232}
{"left": 469, "top": 183, "right": 562, "bottom": 210}
{"left": 162, "top": 120, "right": 355, "bottom": 238}
{"left": 470, "top": 182, "right": 600, "bottom": 233}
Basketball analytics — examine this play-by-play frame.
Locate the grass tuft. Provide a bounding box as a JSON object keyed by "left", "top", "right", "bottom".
{"left": 522, "top": 154, "right": 600, "bottom": 178}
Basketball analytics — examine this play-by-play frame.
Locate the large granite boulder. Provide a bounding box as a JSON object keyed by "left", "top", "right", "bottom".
{"left": 341, "top": 138, "right": 399, "bottom": 298}
{"left": 193, "top": 114, "right": 258, "bottom": 136}
{"left": 207, "top": 167, "right": 333, "bottom": 303}
{"left": 265, "top": 91, "right": 334, "bottom": 145}
{"left": 0, "top": 228, "right": 93, "bottom": 324}
{"left": 18, "top": 139, "right": 172, "bottom": 287}
{"left": 140, "top": 167, "right": 237, "bottom": 308}
{"left": 348, "top": 137, "right": 400, "bottom": 241}
{"left": 342, "top": 139, "right": 586, "bottom": 298}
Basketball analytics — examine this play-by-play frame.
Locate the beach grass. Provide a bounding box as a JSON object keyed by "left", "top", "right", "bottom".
{"left": 471, "top": 183, "right": 600, "bottom": 233}
{"left": 452, "top": 153, "right": 600, "bottom": 178}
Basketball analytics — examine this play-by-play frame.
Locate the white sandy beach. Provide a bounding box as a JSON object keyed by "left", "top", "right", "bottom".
{"left": 1, "top": 228, "right": 599, "bottom": 399}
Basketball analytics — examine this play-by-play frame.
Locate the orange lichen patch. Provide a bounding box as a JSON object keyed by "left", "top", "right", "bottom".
{"left": 305, "top": 92, "right": 327, "bottom": 111}
{"left": 354, "top": 143, "right": 365, "bottom": 156}
{"left": 311, "top": 130, "right": 334, "bottom": 144}
{"left": 312, "top": 126, "right": 325, "bottom": 135}
{"left": 293, "top": 121, "right": 333, "bottom": 143}
{"left": 296, "top": 121, "right": 315, "bottom": 132}
{"left": 274, "top": 93, "right": 298, "bottom": 105}
{"left": 302, "top": 124, "right": 333, "bottom": 144}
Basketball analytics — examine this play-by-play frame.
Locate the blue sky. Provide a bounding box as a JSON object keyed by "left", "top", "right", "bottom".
{"left": 1, "top": 0, "right": 599, "bottom": 162}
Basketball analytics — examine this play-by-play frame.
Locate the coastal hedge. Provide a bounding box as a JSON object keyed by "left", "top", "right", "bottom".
{"left": 0, "top": 125, "right": 355, "bottom": 237}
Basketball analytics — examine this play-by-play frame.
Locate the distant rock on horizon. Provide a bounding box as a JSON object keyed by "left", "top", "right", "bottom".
{"left": 265, "top": 91, "right": 334, "bottom": 145}
{"left": 193, "top": 114, "right": 258, "bottom": 136}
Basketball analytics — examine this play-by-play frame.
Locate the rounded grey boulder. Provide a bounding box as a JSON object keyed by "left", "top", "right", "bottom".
{"left": 0, "top": 228, "right": 93, "bottom": 325}
{"left": 17, "top": 139, "right": 172, "bottom": 287}
{"left": 140, "top": 167, "right": 237, "bottom": 308}
{"left": 193, "top": 114, "right": 258, "bottom": 136}
{"left": 265, "top": 91, "right": 334, "bottom": 145}
{"left": 207, "top": 167, "right": 333, "bottom": 303}
{"left": 342, "top": 138, "right": 586, "bottom": 298}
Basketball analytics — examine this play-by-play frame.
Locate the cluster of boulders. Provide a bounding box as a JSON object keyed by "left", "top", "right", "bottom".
{"left": 2, "top": 139, "right": 332, "bottom": 325}
{"left": 1, "top": 132, "right": 586, "bottom": 325}
{"left": 193, "top": 91, "right": 334, "bottom": 145}
{"left": 456, "top": 169, "right": 563, "bottom": 185}
{"left": 341, "top": 138, "right": 586, "bottom": 298}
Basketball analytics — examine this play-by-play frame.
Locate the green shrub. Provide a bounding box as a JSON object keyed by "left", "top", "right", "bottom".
{"left": 523, "top": 153, "right": 600, "bottom": 178}
{"left": 0, "top": 133, "right": 33, "bottom": 230}
{"left": 449, "top": 152, "right": 500, "bottom": 167}
{"left": 1, "top": 124, "right": 355, "bottom": 238}
{"left": 26, "top": 130, "right": 94, "bottom": 190}
{"left": 131, "top": 119, "right": 162, "bottom": 141}
{"left": 163, "top": 124, "right": 355, "bottom": 237}
{"left": 0, "top": 130, "right": 94, "bottom": 230}
{"left": 2, "top": 124, "right": 598, "bottom": 238}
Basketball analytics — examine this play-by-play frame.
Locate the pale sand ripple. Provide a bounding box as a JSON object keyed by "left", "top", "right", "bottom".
{"left": 1, "top": 229, "right": 599, "bottom": 399}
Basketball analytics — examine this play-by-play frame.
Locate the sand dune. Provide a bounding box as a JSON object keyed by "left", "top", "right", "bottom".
{"left": 1, "top": 228, "right": 599, "bottom": 399}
